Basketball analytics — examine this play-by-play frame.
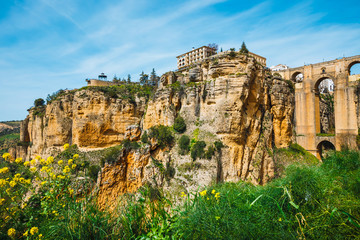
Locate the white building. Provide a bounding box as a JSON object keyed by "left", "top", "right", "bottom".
{"left": 270, "top": 64, "right": 289, "bottom": 71}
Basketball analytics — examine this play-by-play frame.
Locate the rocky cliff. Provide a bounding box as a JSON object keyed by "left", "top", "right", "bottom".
{"left": 16, "top": 89, "right": 146, "bottom": 160}
{"left": 14, "top": 53, "right": 295, "bottom": 208}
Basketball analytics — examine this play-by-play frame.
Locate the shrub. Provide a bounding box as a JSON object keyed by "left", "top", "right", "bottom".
{"left": 205, "top": 145, "right": 215, "bottom": 159}
{"left": 100, "top": 145, "right": 122, "bottom": 166}
{"left": 34, "top": 98, "right": 45, "bottom": 107}
{"left": 173, "top": 116, "right": 186, "bottom": 133}
{"left": 214, "top": 140, "right": 224, "bottom": 151}
{"left": 122, "top": 139, "right": 140, "bottom": 151}
{"left": 141, "top": 131, "right": 149, "bottom": 144}
{"left": 178, "top": 135, "right": 190, "bottom": 155}
{"left": 229, "top": 48, "right": 236, "bottom": 58}
{"left": 191, "top": 141, "right": 206, "bottom": 160}
{"left": 88, "top": 165, "right": 101, "bottom": 182}
{"left": 149, "top": 125, "right": 174, "bottom": 149}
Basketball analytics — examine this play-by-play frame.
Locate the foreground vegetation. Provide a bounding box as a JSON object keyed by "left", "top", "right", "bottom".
{"left": 0, "top": 147, "right": 359, "bottom": 239}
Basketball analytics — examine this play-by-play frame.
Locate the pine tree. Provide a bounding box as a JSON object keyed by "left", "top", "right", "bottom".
{"left": 139, "top": 71, "right": 149, "bottom": 85}
{"left": 240, "top": 42, "right": 249, "bottom": 54}
{"left": 127, "top": 74, "right": 131, "bottom": 83}
{"left": 149, "top": 68, "right": 159, "bottom": 87}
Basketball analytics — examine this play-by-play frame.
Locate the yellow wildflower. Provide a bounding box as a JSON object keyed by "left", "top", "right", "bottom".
{"left": 68, "top": 159, "right": 73, "bottom": 165}
{"left": 63, "top": 166, "right": 71, "bottom": 174}
{"left": 0, "top": 198, "right": 5, "bottom": 205}
{"left": 69, "top": 188, "right": 74, "bottom": 194}
{"left": 73, "top": 154, "right": 79, "bottom": 159}
{"left": 15, "top": 157, "right": 23, "bottom": 164}
{"left": 30, "top": 227, "right": 38, "bottom": 235}
{"left": 215, "top": 216, "right": 220, "bottom": 220}
{"left": 30, "top": 167, "right": 37, "bottom": 173}
{"left": 71, "top": 164, "right": 77, "bottom": 169}
{"left": 7, "top": 228, "right": 16, "bottom": 238}
{"left": 40, "top": 158, "right": 46, "bottom": 165}
{"left": 180, "top": 192, "right": 186, "bottom": 198}
{"left": 278, "top": 218, "right": 282, "bottom": 222}
{"left": 19, "top": 178, "right": 26, "bottom": 183}
{"left": 24, "top": 161, "right": 30, "bottom": 167}
{"left": 47, "top": 156, "right": 54, "bottom": 164}
{"left": 39, "top": 233, "right": 43, "bottom": 239}
{"left": 215, "top": 192, "right": 220, "bottom": 200}
{"left": 40, "top": 166, "right": 48, "bottom": 172}
{"left": 30, "top": 159, "right": 37, "bottom": 165}
{"left": 41, "top": 181, "right": 47, "bottom": 185}
{"left": 25, "top": 179, "right": 31, "bottom": 184}
{"left": 58, "top": 160, "right": 63, "bottom": 165}
{"left": 0, "top": 179, "right": 6, "bottom": 187}
{"left": 211, "top": 189, "right": 216, "bottom": 194}
{"left": 35, "top": 155, "right": 41, "bottom": 160}
{"left": 9, "top": 181, "right": 16, "bottom": 188}
{"left": 57, "top": 175, "right": 65, "bottom": 179}
{"left": 2, "top": 153, "right": 11, "bottom": 161}
{"left": 0, "top": 167, "right": 9, "bottom": 174}
{"left": 6, "top": 188, "right": 11, "bottom": 195}
{"left": 63, "top": 143, "right": 70, "bottom": 150}
{"left": 199, "top": 190, "right": 207, "bottom": 196}
{"left": 23, "top": 230, "right": 29, "bottom": 237}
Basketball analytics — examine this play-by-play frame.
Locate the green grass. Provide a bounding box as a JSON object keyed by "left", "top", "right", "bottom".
{"left": 316, "top": 133, "right": 335, "bottom": 137}
{"left": 0, "top": 133, "right": 19, "bottom": 142}
{"left": 1, "top": 149, "right": 359, "bottom": 239}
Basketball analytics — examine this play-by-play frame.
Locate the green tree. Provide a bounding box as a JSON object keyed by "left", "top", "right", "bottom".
{"left": 229, "top": 48, "right": 236, "bottom": 57}
{"left": 214, "top": 140, "right": 224, "bottom": 151}
{"left": 173, "top": 116, "right": 186, "bottom": 133}
{"left": 149, "top": 125, "right": 174, "bottom": 149}
{"left": 178, "top": 135, "right": 190, "bottom": 155}
{"left": 127, "top": 74, "right": 131, "bottom": 83}
{"left": 149, "top": 68, "right": 159, "bottom": 87}
{"left": 34, "top": 98, "right": 45, "bottom": 107}
{"left": 191, "top": 141, "right": 206, "bottom": 160}
{"left": 139, "top": 71, "right": 149, "bottom": 85}
{"left": 240, "top": 42, "right": 249, "bottom": 54}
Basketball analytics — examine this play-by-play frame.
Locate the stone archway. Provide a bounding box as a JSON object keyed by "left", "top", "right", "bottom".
{"left": 348, "top": 61, "right": 360, "bottom": 75}
{"left": 291, "top": 71, "right": 304, "bottom": 82}
{"left": 317, "top": 140, "right": 335, "bottom": 159}
{"left": 314, "top": 76, "right": 335, "bottom": 135}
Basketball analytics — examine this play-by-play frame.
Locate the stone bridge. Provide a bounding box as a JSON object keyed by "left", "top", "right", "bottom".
{"left": 276, "top": 55, "right": 360, "bottom": 158}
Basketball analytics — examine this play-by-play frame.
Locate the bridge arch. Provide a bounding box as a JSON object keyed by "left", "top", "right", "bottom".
{"left": 291, "top": 71, "right": 304, "bottom": 82}
{"left": 348, "top": 61, "right": 360, "bottom": 75}
{"left": 314, "top": 76, "right": 335, "bottom": 134}
{"left": 316, "top": 140, "right": 335, "bottom": 159}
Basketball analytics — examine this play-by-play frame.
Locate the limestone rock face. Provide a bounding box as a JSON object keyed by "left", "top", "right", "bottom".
{"left": 17, "top": 53, "right": 295, "bottom": 206}
{"left": 19, "top": 90, "right": 145, "bottom": 159}
{"left": 97, "top": 148, "right": 151, "bottom": 210}
{"left": 143, "top": 54, "right": 295, "bottom": 185}
{"left": 270, "top": 79, "right": 295, "bottom": 148}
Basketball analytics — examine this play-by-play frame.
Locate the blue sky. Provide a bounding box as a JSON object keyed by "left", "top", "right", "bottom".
{"left": 0, "top": 0, "right": 360, "bottom": 121}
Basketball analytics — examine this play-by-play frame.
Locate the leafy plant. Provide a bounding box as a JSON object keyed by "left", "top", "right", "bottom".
{"left": 173, "top": 116, "right": 186, "bottom": 133}
{"left": 149, "top": 125, "right": 174, "bottom": 149}
{"left": 178, "top": 135, "right": 190, "bottom": 155}
{"left": 191, "top": 141, "right": 206, "bottom": 160}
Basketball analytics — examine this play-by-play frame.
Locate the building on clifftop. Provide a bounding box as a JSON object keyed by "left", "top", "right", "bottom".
{"left": 86, "top": 73, "right": 116, "bottom": 87}
{"left": 177, "top": 46, "right": 217, "bottom": 69}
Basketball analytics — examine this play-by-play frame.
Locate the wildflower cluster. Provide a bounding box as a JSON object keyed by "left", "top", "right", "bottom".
{"left": 199, "top": 189, "right": 220, "bottom": 200}
{"left": 0, "top": 144, "right": 82, "bottom": 239}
